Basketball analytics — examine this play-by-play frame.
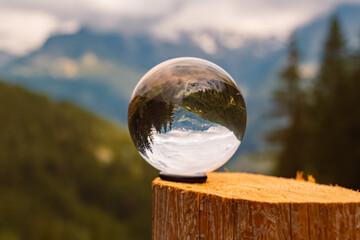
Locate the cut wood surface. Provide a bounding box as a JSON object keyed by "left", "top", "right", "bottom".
{"left": 152, "top": 172, "right": 360, "bottom": 240}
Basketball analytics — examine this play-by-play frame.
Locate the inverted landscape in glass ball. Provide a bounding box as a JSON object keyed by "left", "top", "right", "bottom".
{"left": 128, "top": 57, "right": 246, "bottom": 179}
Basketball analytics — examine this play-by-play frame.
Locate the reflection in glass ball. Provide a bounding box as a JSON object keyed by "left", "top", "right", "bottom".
{"left": 128, "top": 57, "right": 246, "bottom": 178}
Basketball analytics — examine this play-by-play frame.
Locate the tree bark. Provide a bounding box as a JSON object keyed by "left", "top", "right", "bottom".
{"left": 152, "top": 172, "right": 360, "bottom": 239}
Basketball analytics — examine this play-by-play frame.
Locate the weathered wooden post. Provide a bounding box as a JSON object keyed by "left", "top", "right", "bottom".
{"left": 152, "top": 172, "right": 360, "bottom": 239}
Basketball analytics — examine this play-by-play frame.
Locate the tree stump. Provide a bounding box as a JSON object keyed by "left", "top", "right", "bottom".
{"left": 152, "top": 172, "right": 360, "bottom": 239}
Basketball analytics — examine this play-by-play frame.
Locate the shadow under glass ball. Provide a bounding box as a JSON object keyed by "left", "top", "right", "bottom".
{"left": 128, "top": 57, "right": 246, "bottom": 183}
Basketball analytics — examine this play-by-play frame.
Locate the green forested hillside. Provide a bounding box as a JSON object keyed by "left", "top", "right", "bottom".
{"left": 0, "top": 80, "right": 156, "bottom": 240}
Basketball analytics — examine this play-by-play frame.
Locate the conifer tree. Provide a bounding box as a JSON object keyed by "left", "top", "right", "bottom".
{"left": 310, "top": 16, "right": 360, "bottom": 188}
{"left": 340, "top": 44, "right": 360, "bottom": 187}
{"left": 310, "top": 17, "right": 349, "bottom": 185}
{"left": 269, "top": 17, "right": 360, "bottom": 188}
{"left": 268, "top": 35, "right": 308, "bottom": 177}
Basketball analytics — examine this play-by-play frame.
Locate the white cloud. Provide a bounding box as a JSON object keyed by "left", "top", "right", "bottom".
{"left": 0, "top": 8, "right": 57, "bottom": 55}
{"left": 0, "top": 0, "right": 359, "bottom": 55}
{"left": 191, "top": 32, "right": 218, "bottom": 54}
{"left": 151, "top": 0, "right": 360, "bottom": 40}
{"left": 0, "top": 7, "right": 80, "bottom": 55}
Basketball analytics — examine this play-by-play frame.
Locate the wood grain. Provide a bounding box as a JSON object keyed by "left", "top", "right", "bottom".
{"left": 152, "top": 172, "right": 360, "bottom": 239}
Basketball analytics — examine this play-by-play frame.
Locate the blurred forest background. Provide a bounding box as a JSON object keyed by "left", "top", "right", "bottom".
{"left": 268, "top": 17, "right": 360, "bottom": 189}
{"left": 0, "top": 1, "right": 360, "bottom": 239}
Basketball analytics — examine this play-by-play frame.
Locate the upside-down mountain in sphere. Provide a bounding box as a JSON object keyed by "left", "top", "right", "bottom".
{"left": 128, "top": 57, "right": 246, "bottom": 176}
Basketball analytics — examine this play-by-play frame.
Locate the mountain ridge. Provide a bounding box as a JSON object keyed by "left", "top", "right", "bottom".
{"left": 1, "top": 3, "right": 360, "bottom": 158}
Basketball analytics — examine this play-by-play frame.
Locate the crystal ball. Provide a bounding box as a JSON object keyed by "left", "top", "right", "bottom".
{"left": 128, "top": 57, "right": 246, "bottom": 178}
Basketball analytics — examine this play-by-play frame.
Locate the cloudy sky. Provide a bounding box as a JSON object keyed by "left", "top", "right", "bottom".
{"left": 0, "top": 0, "right": 359, "bottom": 55}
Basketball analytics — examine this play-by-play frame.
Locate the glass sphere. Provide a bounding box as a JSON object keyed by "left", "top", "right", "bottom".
{"left": 128, "top": 57, "right": 246, "bottom": 177}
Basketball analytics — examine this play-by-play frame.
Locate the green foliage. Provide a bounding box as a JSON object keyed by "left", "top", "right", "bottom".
{"left": 267, "top": 36, "right": 310, "bottom": 177}
{"left": 0, "top": 80, "right": 156, "bottom": 239}
{"left": 128, "top": 79, "right": 246, "bottom": 156}
{"left": 128, "top": 94, "right": 175, "bottom": 155}
{"left": 307, "top": 17, "right": 360, "bottom": 188}
{"left": 269, "top": 17, "right": 360, "bottom": 189}
{"left": 181, "top": 86, "right": 246, "bottom": 141}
